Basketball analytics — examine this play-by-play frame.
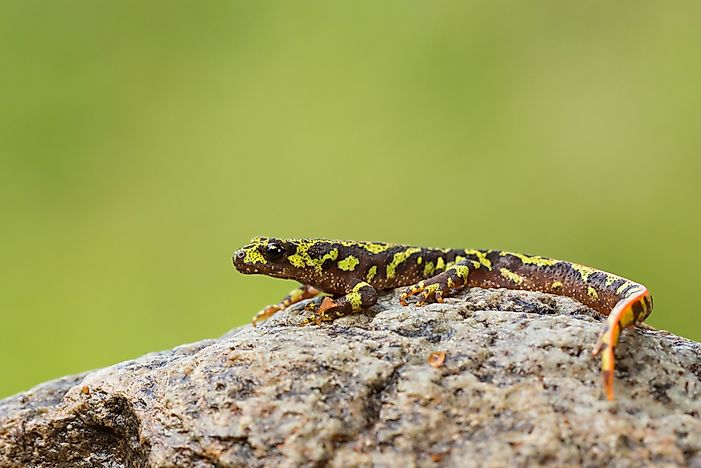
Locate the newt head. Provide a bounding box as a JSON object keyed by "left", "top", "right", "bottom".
{"left": 232, "top": 236, "right": 296, "bottom": 278}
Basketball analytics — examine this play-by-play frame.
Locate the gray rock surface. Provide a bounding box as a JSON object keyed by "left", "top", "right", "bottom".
{"left": 1, "top": 288, "right": 700, "bottom": 467}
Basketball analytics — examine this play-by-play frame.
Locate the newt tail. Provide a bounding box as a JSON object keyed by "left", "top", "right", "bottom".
{"left": 233, "top": 237, "right": 654, "bottom": 401}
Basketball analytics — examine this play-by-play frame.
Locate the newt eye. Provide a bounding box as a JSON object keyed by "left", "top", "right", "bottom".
{"left": 263, "top": 242, "right": 286, "bottom": 262}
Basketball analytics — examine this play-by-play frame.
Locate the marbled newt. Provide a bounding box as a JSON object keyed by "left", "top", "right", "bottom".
{"left": 232, "top": 237, "right": 653, "bottom": 401}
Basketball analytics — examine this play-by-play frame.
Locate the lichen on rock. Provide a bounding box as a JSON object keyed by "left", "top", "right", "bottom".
{"left": 1, "top": 288, "right": 700, "bottom": 467}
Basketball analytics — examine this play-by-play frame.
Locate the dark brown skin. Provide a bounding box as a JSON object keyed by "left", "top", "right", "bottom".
{"left": 233, "top": 237, "right": 653, "bottom": 400}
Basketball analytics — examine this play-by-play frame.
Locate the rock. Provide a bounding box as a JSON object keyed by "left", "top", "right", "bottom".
{"left": 1, "top": 288, "right": 700, "bottom": 467}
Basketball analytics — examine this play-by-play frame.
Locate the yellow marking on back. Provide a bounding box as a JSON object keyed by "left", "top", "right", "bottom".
{"left": 287, "top": 240, "right": 338, "bottom": 272}
{"left": 417, "top": 256, "right": 423, "bottom": 264}
{"left": 366, "top": 265, "right": 377, "bottom": 282}
{"left": 605, "top": 274, "right": 620, "bottom": 286}
{"left": 321, "top": 248, "right": 339, "bottom": 265}
{"left": 423, "top": 261, "right": 435, "bottom": 277}
{"left": 551, "top": 281, "right": 563, "bottom": 289}
{"left": 386, "top": 248, "right": 421, "bottom": 279}
{"left": 363, "top": 243, "right": 392, "bottom": 254}
{"left": 338, "top": 255, "right": 360, "bottom": 271}
{"left": 465, "top": 249, "right": 492, "bottom": 269}
{"left": 337, "top": 240, "right": 393, "bottom": 254}
{"left": 588, "top": 286, "right": 599, "bottom": 300}
{"left": 286, "top": 240, "right": 314, "bottom": 269}
{"left": 500, "top": 268, "right": 524, "bottom": 285}
{"left": 287, "top": 246, "right": 309, "bottom": 268}
{"left": 570, "top": 263, "right": 596, "bottom": 282}
{"left": 435, "top": 257, "right": 445, "bottom": 271}
{"left": 500, "top": 251, "right": 558, "bottom": 267}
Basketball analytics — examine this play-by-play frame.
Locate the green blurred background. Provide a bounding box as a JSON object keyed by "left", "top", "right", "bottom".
{"left": 1, "top": 1, "right": 699, "bottom": 399}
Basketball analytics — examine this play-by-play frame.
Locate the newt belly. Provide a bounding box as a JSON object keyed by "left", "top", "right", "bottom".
{"left": 232, "top": 237, "right": 653, "bottom": 401}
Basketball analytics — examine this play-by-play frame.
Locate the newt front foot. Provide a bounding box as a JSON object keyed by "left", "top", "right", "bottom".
{"left": 301, "top": 296, "right": 341, "bottom": 325}
{"left": 251, "top": 305, "right": 283, "bottom": 327}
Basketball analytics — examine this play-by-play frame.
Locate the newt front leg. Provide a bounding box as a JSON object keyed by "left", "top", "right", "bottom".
{"left": 251, "top": 284, "right": 321, "bottom": 326}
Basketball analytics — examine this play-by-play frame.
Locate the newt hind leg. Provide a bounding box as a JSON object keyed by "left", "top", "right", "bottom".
{"left": 592, "top": 289, "right": 652, "bottom": 400}
{"left": 400, "top": 262, "right": 472, "bottom": 306}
